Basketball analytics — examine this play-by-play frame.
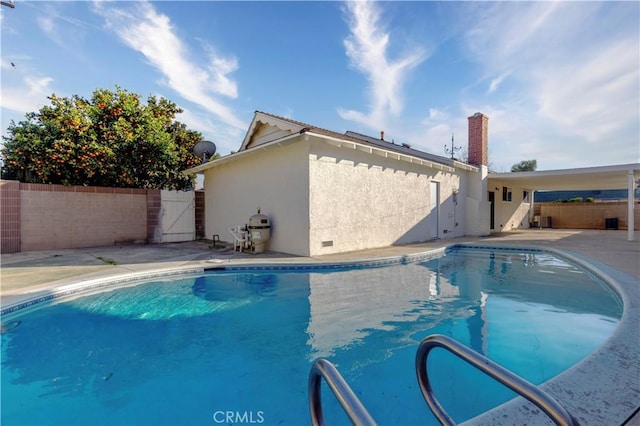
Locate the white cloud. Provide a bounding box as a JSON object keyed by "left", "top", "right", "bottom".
{"left": 92, "top": 0, "right": 245, "bottom": 130}
{"left": 176, "top": 107, "right": 243, "bottom": 156}
{"left": 0, "top": 61, "right": 54, "bottom": 114}
{"left": 411, "top": 108, "right": 465, "bottom": 160}
{"left": 37, "top": 15, "right": 55, "bottom": 34}
{"left": 34, "top": 3, "right": 92, "bottom": 51}
{"left": 487, "top": 72, "right": 510, "bottom": 94}
{"left": 428, "top": 108, "right": 448, "bottom": 121}
{"left": 464, "top": 2, "right": 567, "bottom": 75}
{"left": 533, "top": 37, "right": 638, "bottom": 143}
{"left": 460, "top": 1, "right": 639, "bottom": 170}
{"left": 208, "top": 55, "right": 238, "bottom": 99}
{"left": 338, "top": 0, "right": 427, "bottom": 128}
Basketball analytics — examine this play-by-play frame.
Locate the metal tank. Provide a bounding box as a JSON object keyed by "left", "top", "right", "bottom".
{"left": 248, "top": 211, "right": 271, "bottom": 253}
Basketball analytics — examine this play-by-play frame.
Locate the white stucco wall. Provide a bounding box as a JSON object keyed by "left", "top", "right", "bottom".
{"left": 307, "top": 137, "right": 463, "bottom": 256}
{"left": 464, "top": 165, "right": 491, "bottom": 236}
{"left": 489, "top": 180, "right": 533, "bottom": 231}
{"left": 203, "top": 141, "right": 311, "bottom": 256}
{"left": 201, "top": 134, "right": 487, "bottom": 256}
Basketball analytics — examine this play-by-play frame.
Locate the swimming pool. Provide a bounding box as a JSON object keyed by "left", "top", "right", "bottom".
{"left": 1, "top": 247, "right": 623, "bottom": 425}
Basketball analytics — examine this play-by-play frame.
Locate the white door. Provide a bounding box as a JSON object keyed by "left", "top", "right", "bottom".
{"left": 429, "top": 181, "right": 439, "bottom": 239}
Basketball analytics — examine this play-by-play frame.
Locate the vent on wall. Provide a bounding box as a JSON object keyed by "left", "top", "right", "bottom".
{"left": 321, "top": 240, "right": 334, "bottom": 247}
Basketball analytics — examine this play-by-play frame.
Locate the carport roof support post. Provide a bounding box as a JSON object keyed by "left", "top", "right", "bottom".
{"left": 628, "top": 169, "right": 635, "bottom": 241}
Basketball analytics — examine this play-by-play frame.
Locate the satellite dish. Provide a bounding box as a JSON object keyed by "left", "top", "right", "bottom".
{"left": 193, "top": 140, "right": 217, "bottom": 163}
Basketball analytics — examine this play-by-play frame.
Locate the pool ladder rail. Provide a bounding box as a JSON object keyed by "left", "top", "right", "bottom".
{"left": 309, "top": 359, "right": 376, "bottom": 426}
{"left": 308, "top": 334, "right": 580, "bottom": 426}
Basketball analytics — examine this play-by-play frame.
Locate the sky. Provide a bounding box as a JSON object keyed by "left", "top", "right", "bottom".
{"left": 1, "top": 1, "right": 639, "bottom": 172}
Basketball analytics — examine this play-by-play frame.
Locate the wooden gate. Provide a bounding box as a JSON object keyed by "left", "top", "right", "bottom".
{"left": 160, "top": 190, "right": 195, "bottom": 242}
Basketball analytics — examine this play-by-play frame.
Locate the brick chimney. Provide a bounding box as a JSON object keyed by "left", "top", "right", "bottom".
{"left": 467, "top": 112, "right": 488, "bottom": 166}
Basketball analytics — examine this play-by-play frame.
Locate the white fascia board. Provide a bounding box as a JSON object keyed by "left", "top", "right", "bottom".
{"left": 452, "top": 161, "right": 478, "bottom": 172}
{"left": 490, "top": 163, "right": 640, "bottom": 179}
{"left": 488, "top": 163, "right": 640, "bottom": 191}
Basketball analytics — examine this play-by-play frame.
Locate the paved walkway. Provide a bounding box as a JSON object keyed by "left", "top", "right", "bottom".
{"left": 1, "top": 229, "right": 638, "bottom": 306}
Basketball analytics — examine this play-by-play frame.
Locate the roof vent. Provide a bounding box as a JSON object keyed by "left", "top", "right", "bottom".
{"left": 380, "top": 130, "right": 384, "bottom": 140}
{"left": 401, "top": 143, "right": 411, "bottom": 148}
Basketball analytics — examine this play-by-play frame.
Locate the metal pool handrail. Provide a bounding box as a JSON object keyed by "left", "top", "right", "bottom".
{"left": 415, "top": 334, "right": 580, "bottom": 426}
{"left": 308, "top": 358, "right": 377, "bottom": 426}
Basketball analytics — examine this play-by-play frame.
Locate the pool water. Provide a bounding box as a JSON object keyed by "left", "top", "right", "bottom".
{"left": 1, "top": 248, "right": 622, "bottom": 425}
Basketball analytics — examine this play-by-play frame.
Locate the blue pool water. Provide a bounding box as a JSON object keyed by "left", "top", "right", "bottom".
{"left": 1, "top": 248, "right": 622, "bottom": 425}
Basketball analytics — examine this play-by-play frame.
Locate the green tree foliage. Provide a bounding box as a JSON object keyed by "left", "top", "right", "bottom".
{"left": 1, "top": 87, "right": 202, "bottom": 190}
{"left": 510, "top": 159, "right": 537, "bottom": 172}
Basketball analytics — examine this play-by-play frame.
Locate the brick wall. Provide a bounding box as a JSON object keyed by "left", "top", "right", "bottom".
{"left": 146, "top": 189, "right": 162, "bottom": 244}
{"left": 1, "top": 180, "right": 20, "bottom": 253}
{"left": 538, "top": 202, "right": 640, "bottom": 230}
{"left": 468, "top": 112, "right": 488, "bottom": 166}
{"left": 0, "top": 180, "right": 168, "bottom": 253}
{"left": 195, "top": 190, "right": 205, "bottom": 239}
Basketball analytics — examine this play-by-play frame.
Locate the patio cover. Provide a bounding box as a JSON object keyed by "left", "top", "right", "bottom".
{"left": 488, "top": 163, "right": 640, "bottom": 241}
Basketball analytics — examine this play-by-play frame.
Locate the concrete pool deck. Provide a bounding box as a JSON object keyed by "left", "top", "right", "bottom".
{"left": 1, "top": 229, "right": 639, "bottom": 424}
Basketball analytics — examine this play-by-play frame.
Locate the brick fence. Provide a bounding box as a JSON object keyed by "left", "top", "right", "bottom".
{"left": 1, "top": 181, "right": 20, "bottom": 253}
{"left": 536, "top": 202, "right": 640, "bottom": 230}
{"left": 0, "top": 180, "right": 167, "bottom": 253}
{"left": 195, "top": 190, "right": 205, "bottom": 239}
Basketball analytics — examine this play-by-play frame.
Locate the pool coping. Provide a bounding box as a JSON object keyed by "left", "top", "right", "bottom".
{"left": 1, "top": 243, "right": 638, "bottom": 425}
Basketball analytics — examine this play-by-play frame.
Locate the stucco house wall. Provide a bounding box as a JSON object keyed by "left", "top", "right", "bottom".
{"left": 489, "top": 181, "right": 533, "bottom": 231}
{"left": 203, "top": 140, "right": 311, "bottom": 256}
{"left": 187, "top": 111, "right": 493, "bottom": 257}
{"left": 464, "top": 165, "right": 491, "bottom": 236}
{"left": 203, "top": 137, "right": 470, "bottom": 257}
{"left": 307, "top": 137, "right": 464, "bottom": 255}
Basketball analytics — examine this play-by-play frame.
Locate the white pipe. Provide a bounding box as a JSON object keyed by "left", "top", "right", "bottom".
{"left": 628, "top": 169, "right": 635, "bottom": 241}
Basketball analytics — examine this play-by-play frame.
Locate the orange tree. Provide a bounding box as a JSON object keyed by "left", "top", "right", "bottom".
{"left": 1, "top": 87, "right": 202, "bottom": 190}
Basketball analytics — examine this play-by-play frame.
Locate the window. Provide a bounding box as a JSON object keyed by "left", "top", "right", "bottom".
{"left": 523, "top": 191, "right": 530, "bottom": 202}
{"left": 502, "top": 186, "right": 512, "bottom": 202}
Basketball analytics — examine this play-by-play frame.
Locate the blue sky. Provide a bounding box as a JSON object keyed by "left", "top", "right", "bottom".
{"left": 1, "top": 1, "right": 638, "bottom": 172}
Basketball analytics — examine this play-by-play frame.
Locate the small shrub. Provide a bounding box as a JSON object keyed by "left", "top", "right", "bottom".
{"left": 96, "top": 256, "right": 117, "bottom": 265}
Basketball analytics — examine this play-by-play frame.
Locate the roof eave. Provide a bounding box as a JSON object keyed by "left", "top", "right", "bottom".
{"left": 183, "top": 129, "right": 480, "bottom": 175}
{"left": 304, "top": 131, "right": 461, "bottom": 173}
